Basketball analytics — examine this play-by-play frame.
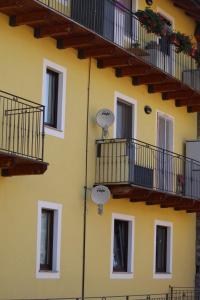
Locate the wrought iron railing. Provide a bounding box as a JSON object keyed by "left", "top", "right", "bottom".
{"left": 4, "top": 288, "right": 200, "bottom": 300}
{"left": 0, "top": 90, "right": 45, "bottom": 161}
{"left": 95, "top": 139, "right": 200, "bottom": 200}
{"left": 37, "top": 0, "right": 200, "bottom": 92}
{"left": 170, "top": 287, "right": 200, "bottom": 300}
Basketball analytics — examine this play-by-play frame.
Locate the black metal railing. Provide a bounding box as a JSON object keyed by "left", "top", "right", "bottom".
{"left": 37, "top": 0, "right": 200, "bottom": 92}
{"left": 170, "top": 287, "right": 200, "bottom": 300}
{"left": 0, "top": 90, "right": 45, "bottom": 161}
{"left": 4, "top": 288, "right": 200, "bottom": 300}
{"left": 95, "top": 139, "right": 200, "bottom": 200}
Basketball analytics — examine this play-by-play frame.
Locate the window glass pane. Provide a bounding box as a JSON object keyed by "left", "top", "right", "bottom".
{"left": 45, "top": 69, "right": 59, "bottom": 128}
{"left": 156, "top": 225, "right": 167, "bottom": 273}
{"left": 113, "top": 219, "right": 129, "bottom": 272}
{"left": 40, "top": 209, "right": 54, "bottom": 270}
{"left": 116, "top": 99, "right": 133, "bottom": 139}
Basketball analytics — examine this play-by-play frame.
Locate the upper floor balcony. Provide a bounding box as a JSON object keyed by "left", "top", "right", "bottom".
{"left": 0, "top": 90, "right": 48, "bottom": 176}
{"left": 2, "top": 0, "right": 200, "bottom": 112}
{"left": 95, "top": 139, "right": 200, "bottom": 213}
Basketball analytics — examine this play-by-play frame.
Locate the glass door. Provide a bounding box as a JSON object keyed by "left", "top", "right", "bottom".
{"left": 157, "top": 113, "right": 174, "bottom": 192}
{"left": 116, "top": 98, "right": 134, "bottom": 182}
{"left": 114, "top": 0, "right": 132, "bottom": 47}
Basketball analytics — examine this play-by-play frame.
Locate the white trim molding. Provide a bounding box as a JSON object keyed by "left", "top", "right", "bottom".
{"left": 42, "top": 59, "right": 67, "bottom": 139}
{"left": 153, "top": 220, "right": 173, "bottom": 279}
{"left": 36, "top": 201, "right": 62, "bottom": 279}
{"left": 114, "top": 91, "right": 137, "bottom": 139}
{"left": 110, "top": 213, "right": 135, "bottom": 279}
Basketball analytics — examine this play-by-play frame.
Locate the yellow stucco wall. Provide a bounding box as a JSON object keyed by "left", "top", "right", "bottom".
{"left": 0, "top": 0, "right": 197, "bottom": 298}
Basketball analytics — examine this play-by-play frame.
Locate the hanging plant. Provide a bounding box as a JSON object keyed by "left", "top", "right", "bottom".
{"left": 135, "top": 8, "right": 200, "bottom": 66}
{"left": 135, "top": 8, "right": 169, "bottom": 36}
{"left": 173, "top": 31, "right": 193, "bottom": 54}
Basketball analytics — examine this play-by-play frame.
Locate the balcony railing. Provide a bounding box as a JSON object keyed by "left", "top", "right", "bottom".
{"left": 95, "top": 139, "right": 200, "bottom": 200}
{"left": 0, "top": 90, "right": 45, "bottom": 161}
{"left": 38, "top": 0, "right": 200, "bottom": 93}
{"left": 4, "top": 287, "right": 200, "bottom": 300}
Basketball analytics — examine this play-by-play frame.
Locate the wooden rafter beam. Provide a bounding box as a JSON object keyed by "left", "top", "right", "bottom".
{"left": 57, "top": 34, "right": 95, "bottom": 49}
{"left": 10, "top": 11, "right": 50, "bottom": 26}
{"left": 147, "top": 196, "right": 181, "bottom": 206}
{"left": 0, "top": 156, "right": 15, "bottom": 169}
{"left": 0, "top": 0, "right": 25, "bottom": 10}
{"left": 109, "top": 185, "right": 134, "bottom": 198}
{"left": 186, "top": 10, "right": 200, "bottom": 21}
{"left": 187, "top": 105, "right": 200, "bottom": 113}
{"left": 2, "top": 162, "right": 48, "bottom": 176}
{"left": 115, "top": 65, "right": 152, "bottom": 77}
{"left": 132, "top": 74, "right": 167, "bottom": 86}
{"left": 162, "top": 90, "right": 196, "bottom": 100}
{"left": 129, "top": 190, "right": 152, "bottom": 202}
{"left": 148, "top": 82, "right": 183, "bottom": 93}
{"left": 146, "top": 192, "right": 168, "bottom": 202}
{"left": 34, "top": 23, "right": 74, "bottom": 38}
{"left": 174, "top": 204, "right": 200, "bottom": 211}
{"left": 175, "top": 97, "right": 200, "bottom": 107}
{"left": 97, "top": 56, "right": 136, "bottom": 68}
{"left": 78, "top": 46, "right": 117, "bottom": 59}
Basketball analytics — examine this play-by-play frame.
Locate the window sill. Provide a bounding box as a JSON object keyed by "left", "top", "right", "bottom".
{"left": 153, "top": 272, "right": 172, "bottom": 279}
{"left": 110, "top": 272, "right": 133, "bottom": 279}
{"left": 36, "top": 271, "right": 60, "bottom": 279}
{"left": 45, "top": 125, "right": 64, "bottom": 139}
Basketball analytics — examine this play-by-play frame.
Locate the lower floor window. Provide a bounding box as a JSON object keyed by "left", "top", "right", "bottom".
{"left": 113, "top": 219, "right": 129, "bottom": 272}
{"left": 36, "top": 201, "right": 62, "bottom": 279}
{"left": 154, "top": 220, "right": 173, "bottom": 278}
{"left": 111, "top": 214, "right": 134, "bottom": 278}
{"left": 40, "top": 209, "right": 54, "bottom": 271}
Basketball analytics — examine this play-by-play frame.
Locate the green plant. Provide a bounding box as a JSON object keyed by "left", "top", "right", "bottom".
{"left": 135, "top": 8, "right": 200, "bottom": 66}
{"left": 135, "top": 8, "right": 168, "bottom": 36}
{"left": 173, "top": 31, "right": 193, "bottom": 54}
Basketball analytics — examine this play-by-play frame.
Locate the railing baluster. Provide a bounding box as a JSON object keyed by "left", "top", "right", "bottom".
{"left": 0, "top": 90, "right": 45, "bottom": 161}
{"left": 95, "top": 138, "right": 200, "bottom": 201}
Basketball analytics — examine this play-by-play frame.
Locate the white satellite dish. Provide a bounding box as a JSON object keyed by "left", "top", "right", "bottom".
{"left": 91, "top": 185, "right": 111, "bottom": 215}
{"left": 96, "top": 109, "right": 115, "bottom": 138}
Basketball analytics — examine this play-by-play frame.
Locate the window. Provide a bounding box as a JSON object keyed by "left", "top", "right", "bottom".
{"left": 40, "top": 209, "right": 54, "bottom": 271}
{"left": 156, "top": 225, "right": 167, "bottom": 273}
{"left": 115, "top": 92, "right": 136, "bottom": 139}
{"left": 110, "top": 213, "right": 134, "bottom": 279}
{"left": 42, "top": 59, "right": 66, "bottom": 139}
{"left": 116, "top": 99, "right": 133, "bottom": 139}
{"left": 45, "top": 69, "right": 59, "bottom": 128}
{"left": 36, "top": 201, "right": 62, "bottom": 279}
{"left": 153, "top": 220, "right": 173, "bottom": 279}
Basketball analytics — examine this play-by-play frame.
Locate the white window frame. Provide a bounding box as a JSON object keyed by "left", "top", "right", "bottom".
{"left": 110, "top": 213, "right": 135, "bottom": 279}
{"left": 153, "top": 220, "right": 173, "bottom": 279}
{"left": 42, "top": 59, "right": 67, "bottom": 139}
{"left": 36, "top": 201, "right": 62, "bottom": 279}
{"left": 114, "top": 91, "right": 137, "bottom": 139}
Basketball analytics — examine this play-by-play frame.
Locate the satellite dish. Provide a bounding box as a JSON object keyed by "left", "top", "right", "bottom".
{"left": 91, "top": 185, "right": 111, "bottom": 215}
{"left": 96, "top": 109, "right": 115, "bottom": 138}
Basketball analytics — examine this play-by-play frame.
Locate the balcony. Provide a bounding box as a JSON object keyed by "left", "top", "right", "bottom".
{"left": 95, "top": 139, "right": 200, "bottom": 213}
{"left": 1, "top": 0, "right": 200, "bottom": 111}
{"left": 0, "top": 90, "right": 48, "bottom": 176}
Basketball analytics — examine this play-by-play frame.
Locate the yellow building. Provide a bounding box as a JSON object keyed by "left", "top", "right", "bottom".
{"left": 0, "top": 0, "right": 199, "bottom": 299}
